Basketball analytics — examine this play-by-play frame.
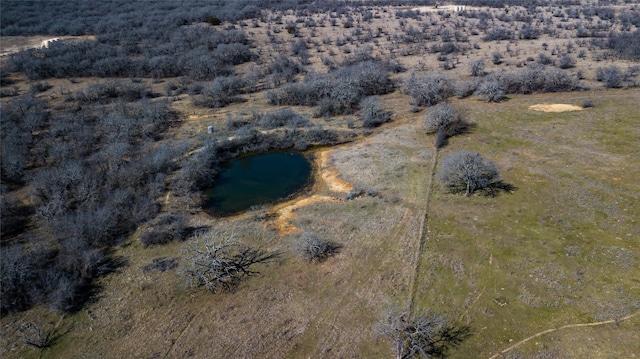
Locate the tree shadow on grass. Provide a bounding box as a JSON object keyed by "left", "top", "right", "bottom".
{"left": 436, "top": 122, "right": 477, "bottom": 149}
{"left": 479, "top": 181, "right": 517, "bottom": 197}
{"left": 314, "top": 242, "right": 343, "bottom": 263}
{"left": 18, "top": 320, "right": 74, "bottom": 351}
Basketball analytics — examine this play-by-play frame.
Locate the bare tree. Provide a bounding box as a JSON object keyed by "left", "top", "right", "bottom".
{"left": 18, "top": 322, "right": 59, "bottom": 349}
{"left": 361, "top": 96, "right": 391, "bottom": 129}
{"left": 404, "top": 73, "right": 453, "bottom": 107}
{"left": 376, "top": 308, "right": 471, "bottom": 359}
{"left": 423, "top": 103, "right": 464, "bottom": 135}
{"left": 437, "top": 151, "right": 502, "bottom": 196}
{"left": 181, "top": 231, "right": 279, "bottom": 292}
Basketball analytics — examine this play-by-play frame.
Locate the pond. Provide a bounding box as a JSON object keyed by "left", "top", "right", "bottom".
{"left": 203, "top": 151, "right": 312, "bottom": 216}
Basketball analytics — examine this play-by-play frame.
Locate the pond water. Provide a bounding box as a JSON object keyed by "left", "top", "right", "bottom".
{"left": 203, "top": 151, "right": 312, "bottom": 216}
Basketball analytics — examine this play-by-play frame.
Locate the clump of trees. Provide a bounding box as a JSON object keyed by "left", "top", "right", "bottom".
{"left": 181, "top": 231, "right": 279, "bottom": 292}
{"left": 437, "top": 151, "right": 505, "bottom": 196}
{"left": 191, "top": 75, "right": 250, "bottom": 108}
{"left": 8, "top": 26, "right": 251, "bottom": 80}
{"left": 475, "top": 64, "right": 578, "bottom": 98}
{"left": 605, "top": 30, "right": 640, "bottom": 61}
{"left": 257, "top": 108, "right": 311, "bottom": 130}
{"left": 483, "top": 27, "right": 514, "bottom": 41}
{"left": 266, "top": 61, "right": 393, "bottom": 117}
{"left": 1, "top": 90, "right": 182, "bottom": 314}
{"left": 377, "top": 308, "right": 472, "bottom": 359}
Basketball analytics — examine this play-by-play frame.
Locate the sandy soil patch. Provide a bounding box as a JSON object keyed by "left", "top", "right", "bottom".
{"left": 319, "top": 150, "right": 355, "bottom": 193}
{"left": 528, "top": 104, "right": 583, "bottom": 112}
{"left": 273, "top": 195, "right": 342, "bottom": 235}
{"left": 272, "top": 148, "right": 353, "bottom": 235}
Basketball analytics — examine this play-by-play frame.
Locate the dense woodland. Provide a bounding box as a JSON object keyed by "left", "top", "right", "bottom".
{"left": 1, "top": 0, "right": 639, "bottom": 356}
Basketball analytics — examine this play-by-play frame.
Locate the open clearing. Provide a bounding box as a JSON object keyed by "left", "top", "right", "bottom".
{"left": 3, "top": 89, "right": 638, "bottom": 358}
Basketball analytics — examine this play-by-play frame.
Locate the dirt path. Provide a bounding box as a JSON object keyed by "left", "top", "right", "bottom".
{"left": 163, "top": 307, "right": 203, "bottom": 358}
{"left": 487, "top": 311, "right": 640, "bottom": 359}
{"left": 408, "top": 144, "right": 439, "bottom": 314}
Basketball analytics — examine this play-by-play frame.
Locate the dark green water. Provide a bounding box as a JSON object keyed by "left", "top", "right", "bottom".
{"left": 204, "top": 151, "right": 312, "bottom": 216}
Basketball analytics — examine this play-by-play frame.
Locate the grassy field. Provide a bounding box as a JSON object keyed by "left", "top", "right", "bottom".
{"left": 2, "top": 2, "right": 640, "bottom": 357}
{"left": 3, "top": 88, "right": 638, "bottom": 358}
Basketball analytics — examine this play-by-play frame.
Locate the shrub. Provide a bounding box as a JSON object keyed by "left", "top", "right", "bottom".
{"left": 361, "top": 96, "right": 391, "bottom": 128}
{"left": 437, "top": 151, "right": 501, "bottom": 196}
{"left": 542, "top": 68, "right": 578, "bottom": 92}
{"left": 29, "top": 81, "right": 52, "bottom": 94}
{"left": 266, "top": 61, "right": 392, "bottom": 116}
{"left": 605, "top": 30, "right": 640, "bottom": 61}
{"left": 455, "top": 80, "right": 478, "bottom": 99}
{"left": 258, "top": 109, "right": 310, "bottom": 130}
{"left": 404, "top": 73, "right": 453, "bottom": 107}
{"left": 193, "top": 75, "right": 246, "bottom": 108}
{"left": 304, "top": 125, "right": 338, "bottom": 144}
{"left": 537, "top": 53, "right": 554, "bottom": 65}
{"left": 423, "top": 103, "right": 463, "bottom": 135}
{"left": 582, "top": 99, "right": 594, "bottom": 108}
{"left": 519, "top": 25, "right": 541, "bottom": 40}
{"left": 483, "top": 27, "right": 514, "bottom": 41}
{"left": 205, "top": 17, "right": 221, "bottom": 26}
{"left": 492, "top": 51, "right": 503, "bottom": 65}
{"left": 596, "top": 65, "right": 623, "bottom": 88}
{"left": 469, "top": 59, "right": 486, "bottom": 77}
{"left": 557, "top": 53, "right": 576, "bottom": 69}
{"left": 293, "top": 232, "right": 339, "bottom": 262}
{"left": 475, "top": 79, "right": 505, "bottom": 102}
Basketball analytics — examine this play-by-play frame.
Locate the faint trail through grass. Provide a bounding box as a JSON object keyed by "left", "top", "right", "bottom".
{"left": 487, "top": 311, "right": 640, "bottom": 359}
{"left": 163, "top": 307, "right": 203, "bottom": 358}
{"left": 408, "top": 144, "right": 438, "bottom": 314}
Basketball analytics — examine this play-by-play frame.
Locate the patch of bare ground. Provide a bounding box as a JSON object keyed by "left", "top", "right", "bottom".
{"left": 270, "top": 146, "right": 356, "bottom": 236}
{"left": 411, "top": 5, "right": 477, "bottom": 13}
{"left": 0, "top": 35, "right": 96, "bottom": 57}
{"left": 528, "top": 104, "right": 583, "bottom": 112}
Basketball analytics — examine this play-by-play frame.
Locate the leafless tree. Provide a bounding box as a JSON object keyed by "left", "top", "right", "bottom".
{"left": 404, "top": 73, "right": 453, "bottom": 107}
{"left": 181, "top": 231, "right": 279, "bottom": 292}
{"left": 438, "top": 151, "right": 502, "bottom": 196}
{"left": 376, "top": 307, "right": 471, "bottom": 359}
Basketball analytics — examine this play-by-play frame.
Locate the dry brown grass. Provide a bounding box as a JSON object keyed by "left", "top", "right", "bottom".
{"left": 2, "top": 3, "right": 639, "bottom": 358}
